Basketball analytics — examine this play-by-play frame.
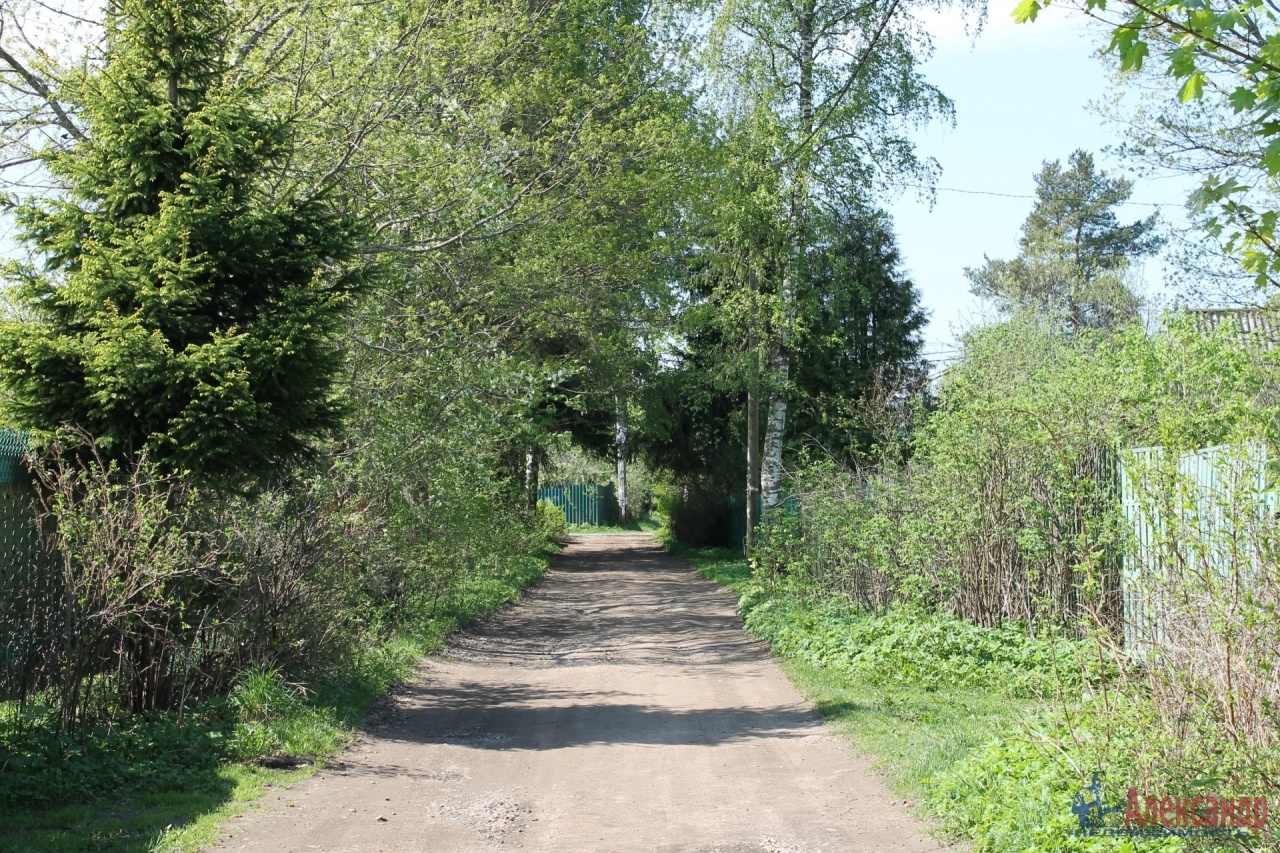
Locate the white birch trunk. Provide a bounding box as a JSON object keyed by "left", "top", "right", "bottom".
{"left": 759, "top": 0, "right": 811, "bottom": 514}
{"left": 761, "top": 343, "right": 790, "bottom": 510}
{"left": 615, "top": 390, "right": 629, "bottom": 523}
{"left": 525, "top": 446, "right": 539, "bottom": 512}
{"left": 745, "top": 381, "right": 760, "bottom": 556}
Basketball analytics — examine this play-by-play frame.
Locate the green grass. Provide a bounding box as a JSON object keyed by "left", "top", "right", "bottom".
{"left": 0, "top": 763, "right": 311, "bottom": 853}
{"left": 670, "top": 542, "right": 753, "bottom": 592}
{"left": 668, "top": 547, "right": 1179, "bottom": 853}
{"left": 778, "top": 657, "right": 1025, "bottom": 805}
{"left": 566, "top": 514, "right": 662, "bottom": 534}
{"left": 0, "top": 548, "right": 555, "bottom": 853}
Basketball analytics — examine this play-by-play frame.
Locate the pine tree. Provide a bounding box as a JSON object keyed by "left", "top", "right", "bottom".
{"left": 0, "top": 0, "right": 354, "bottom": 484}
{"left": 967, "top": 150, "right": 1160, "bottom": 329}
{"left": 1022, "top": 149, "right": 1161, "bottom": 283}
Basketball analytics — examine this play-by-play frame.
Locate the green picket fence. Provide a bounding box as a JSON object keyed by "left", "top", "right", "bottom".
{"left": 538, "top": 484, "right": 616, "bottom": 526}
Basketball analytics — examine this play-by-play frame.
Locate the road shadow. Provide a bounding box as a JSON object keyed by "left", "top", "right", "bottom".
{"left": 386, "top": 679, "right": 824, "bottom": 750}
{"left": 443, "top": 536, "right": 767, "bottom": 668}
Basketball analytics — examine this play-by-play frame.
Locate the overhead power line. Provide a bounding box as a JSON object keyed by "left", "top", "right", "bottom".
{"left": 903, "top": 183, "right": 1179, "bottom": 209}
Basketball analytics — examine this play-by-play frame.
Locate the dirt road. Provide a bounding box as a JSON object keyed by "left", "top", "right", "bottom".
{"left": 211, "top": 534, "right": 943, "bottom": 853}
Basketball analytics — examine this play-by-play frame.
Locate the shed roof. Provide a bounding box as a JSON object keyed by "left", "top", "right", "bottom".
{"left": 1186, "top": 306, "right": 1280, "bottom": 347}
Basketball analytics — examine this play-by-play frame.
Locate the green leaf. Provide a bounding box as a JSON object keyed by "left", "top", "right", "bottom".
{"left": 1178, "top": 70, "right": 1206, "bottom": 102}
{"left": 1228, "top": 86, "right": 1258, "bottom": 112}
{"left": 1111, "top": 25, "right": 1148, "bottom": 72}
{"left": 1012, "top": 0, "right": 1043, "bottom": 23}
{"left": 1264, "top": 138, "right": 1280, "bottom": 175}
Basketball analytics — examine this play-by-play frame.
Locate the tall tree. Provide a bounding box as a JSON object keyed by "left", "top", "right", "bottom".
{"left": 790, "top": 203, "right": 927, "bottom": 458}
{"left": 1021, "top": 150, "right": 1161, "bottom": 282}
{"left": 0, "top": 0, "right": 354, "bottom": 484}
{"left": 1017, "top": 0, "right": 1280, "bottom": 286}
{"left": 966, "top": 150, "right": 1159, "bottom": 329}
{"left": 704, "top": 0, "right": 971, "bottom": 516}
{"left": 335, "top": 0, "right": 701, "bottom": 519}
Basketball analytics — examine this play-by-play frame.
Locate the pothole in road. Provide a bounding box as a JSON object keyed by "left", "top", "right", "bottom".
{"left": 430, "top": 793, "right": 533, "bottom": 846}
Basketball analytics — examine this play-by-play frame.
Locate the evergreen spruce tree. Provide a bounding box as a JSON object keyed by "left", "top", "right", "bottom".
{"left": 0, "top": 0, "right": 354, "bottom": 484}
{"left": 790, "top": 204, "right": 927, "bottom": 458}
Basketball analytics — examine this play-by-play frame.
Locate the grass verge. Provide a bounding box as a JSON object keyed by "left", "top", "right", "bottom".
{"left": 668, "top": 542, "right": 752, "bottom": 592}
{"left": 0, "top": 548, "right": 555, "bottom": 853}
{"left": 565, "top": 513, "right": 662, "bottom": 535}
{"left": 777, "top": 657, "right": 1025, "bottom": 807}
{"left": 675, "top": 548, "right": 1204, "bottom": 853}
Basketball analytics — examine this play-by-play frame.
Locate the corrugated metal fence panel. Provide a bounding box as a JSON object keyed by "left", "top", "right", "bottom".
{"left": 1119, "top": 446, "right": 1160, "bottom": 655}
{"left": 1120, "top": 442, "right": 1271, "bottom": 655}
{"left": 537, "top": 484, "right": 616, "bottom": 526}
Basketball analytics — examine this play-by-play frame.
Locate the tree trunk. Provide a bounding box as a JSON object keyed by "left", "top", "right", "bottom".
{"left": 614, "top": 391, "right": 629, "bottom": 524}
{"left": 746, "top": 380, "right": 761, "bottom": 557}
{"left": 745, "top": 261, "right": 763, "bottom": 557}
{"left": 760, "top": 0, "right": 814, "bottom": 515}
{"left": 525, "top": 445, "right": 539, "bottom": 512}
{"left": 761, "top": 342, "right": 790, "bottom": 510}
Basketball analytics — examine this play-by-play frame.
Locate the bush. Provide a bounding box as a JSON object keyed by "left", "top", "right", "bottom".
{"left": 226, "top": 667, "right": 343, "bottom": 760}
{"left": 660, "top": 484, "right": 730, "bottom": 547}
{"left": 22, "top": 440, "right": 230, "bottom": 729}
{"left": 535, "top": 499, "right": 568, "bottom": 541}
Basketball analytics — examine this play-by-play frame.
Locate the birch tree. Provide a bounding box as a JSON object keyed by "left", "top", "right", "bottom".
{"left": 704, "top": 0, "right": 976, "bottom": 514}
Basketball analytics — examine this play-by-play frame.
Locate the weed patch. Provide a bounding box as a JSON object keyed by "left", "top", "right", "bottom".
{"left": 0, "top": 547, "right": 554, "bottom": 853}
{"left": 741, "top": 592, "right": 1101, "bottom": 696}
{"left": 678, "top": 549, "right": 1228, "bottom": 852}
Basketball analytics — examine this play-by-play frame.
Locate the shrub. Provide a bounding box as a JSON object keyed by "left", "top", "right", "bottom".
{"left": 661, "top": 484, "right": 731, "bottom": 547}
{"left": 535, "top": 499, "right": 568, "bottom": 541}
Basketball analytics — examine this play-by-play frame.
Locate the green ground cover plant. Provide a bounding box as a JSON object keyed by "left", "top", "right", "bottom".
{"left": 669, "top": 311, "right": 1280, "bottom": 852}
{"left": 740, "top": 594, "right": 1100, "bottom": 696}
{"left": 0, "top": 549, "right": 553, "bottom": 853}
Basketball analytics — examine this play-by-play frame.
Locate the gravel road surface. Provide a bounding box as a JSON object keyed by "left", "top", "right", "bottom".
{"left": 210, "top": 533, "right": 944, "bottom": 853}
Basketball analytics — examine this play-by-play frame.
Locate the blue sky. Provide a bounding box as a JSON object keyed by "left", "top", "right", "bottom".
{"left": 885, "top": 3, "right": 1201, "bottom": 359}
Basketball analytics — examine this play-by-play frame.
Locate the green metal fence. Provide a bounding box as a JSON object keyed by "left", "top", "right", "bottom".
{"left": 0, "top": 430, "right": 49, "bottom": 700}
{"left": 537, "top": 483, "right": 616, "bottom": 526}
{"left": 1119, "top": 442, "right": 1274, "bottom": 653}
{"left": 0, "top": 429, "right": 28, "bottom": 485}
